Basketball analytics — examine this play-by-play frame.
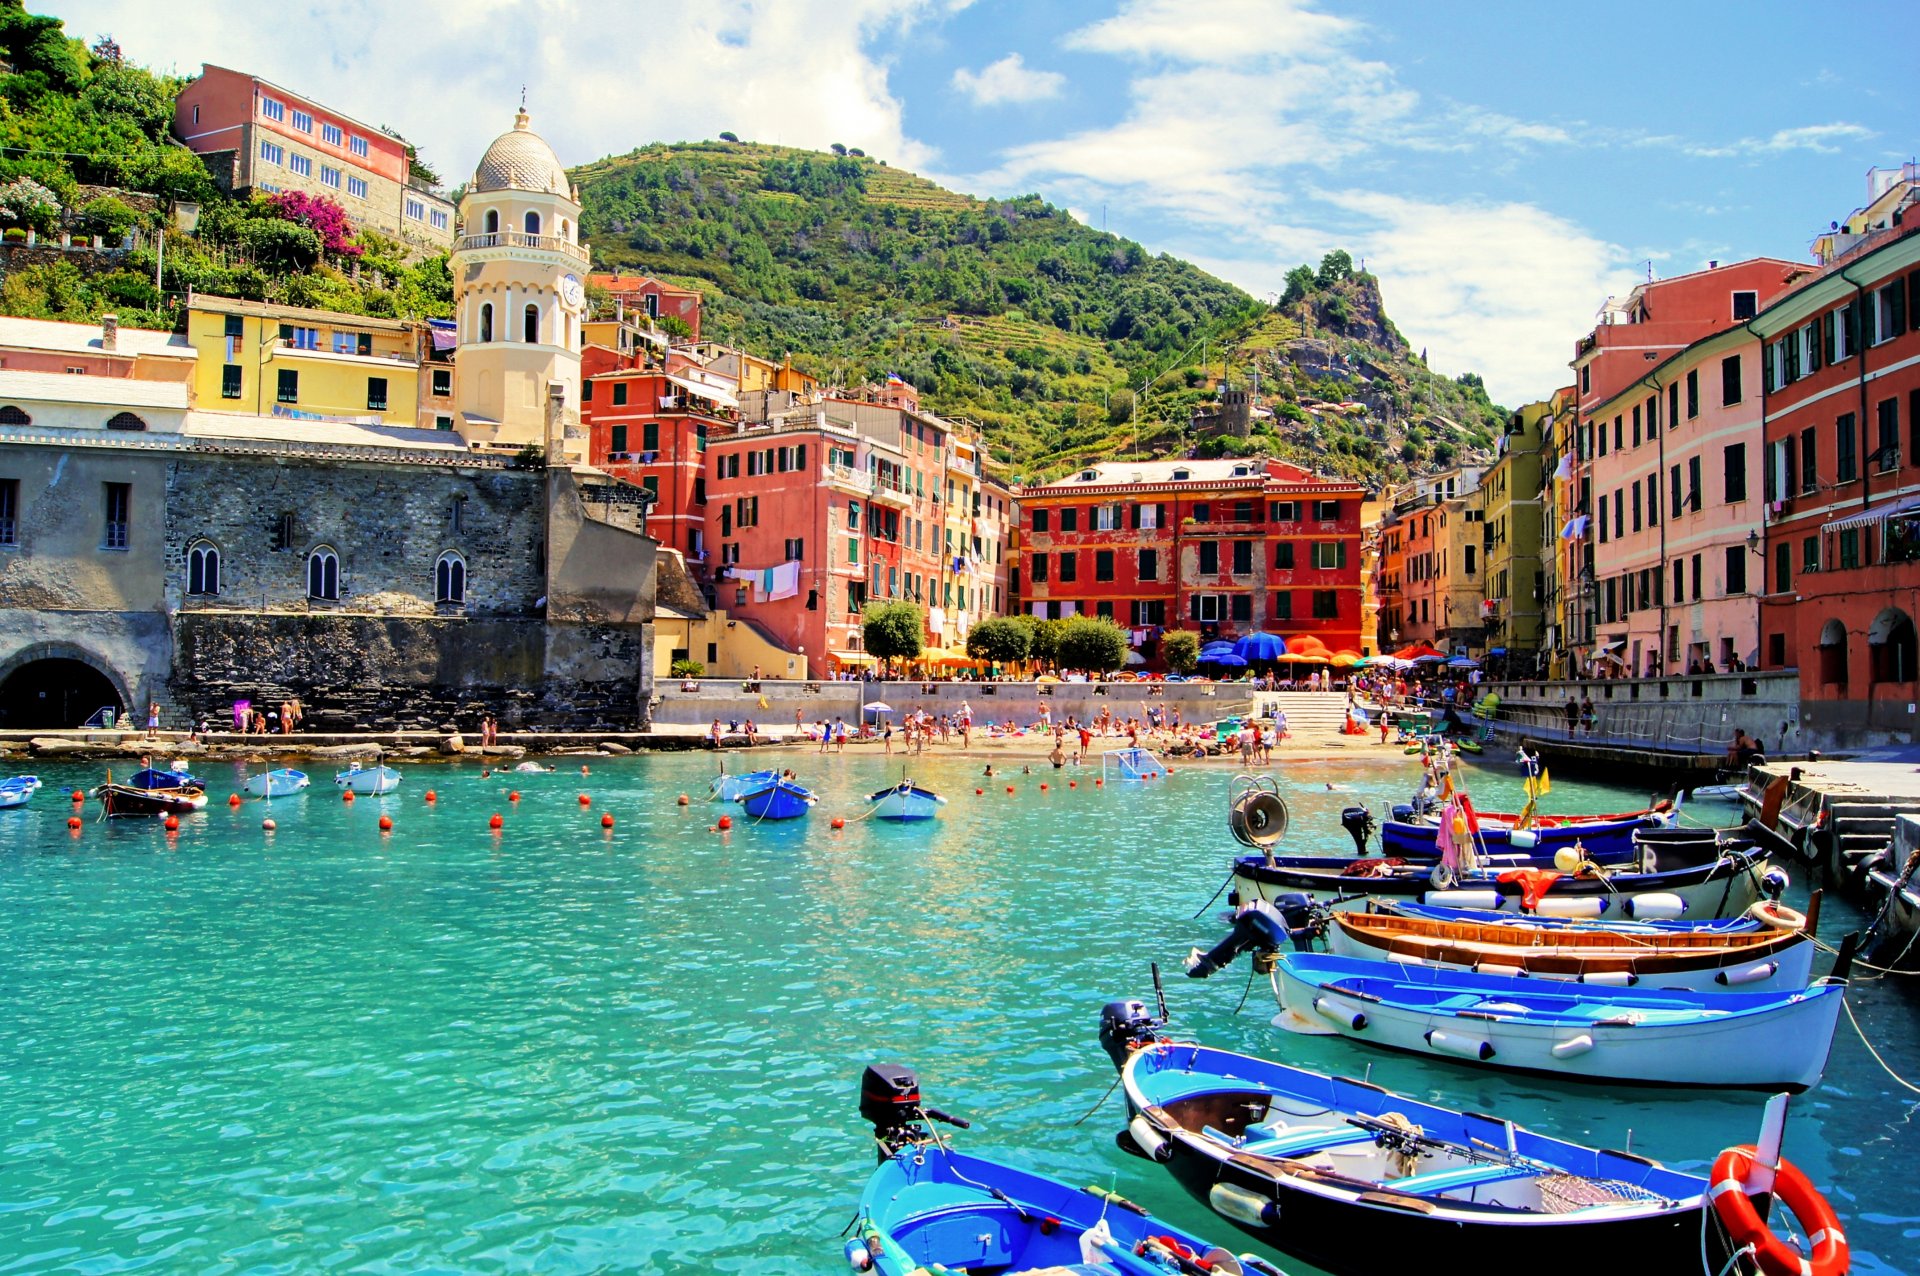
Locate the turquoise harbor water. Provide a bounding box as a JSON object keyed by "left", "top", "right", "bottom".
{"left": 1, "top": 752, "right": 1916, "bottom": 1274}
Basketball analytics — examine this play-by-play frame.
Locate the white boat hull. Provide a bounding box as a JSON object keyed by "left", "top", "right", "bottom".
{"left": 1273, "top": 964, "right": 1841, "bottom": 1089}
{"left": 870, "top": 786, "right": 946, "bottom": 821}
{"left": 244, "top": 772, "right": 310, "bottom": 799}
{"left": 0, "top": 787, "right": 31, "bottom": 809}
{"left": 1242, "top": 861, "right": 1768, "bottom": 920}
{"left": 334, "top": 767, "right": 401, "bottom": 795}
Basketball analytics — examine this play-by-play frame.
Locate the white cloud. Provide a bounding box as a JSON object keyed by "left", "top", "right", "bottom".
{"left": 43, "top": 0, "right": 945, "bottom": 182}
{"left": 951, "top": 53, "right": 1064, "bottom": 106}
{"left": 1067, "top": 0, "right": 1357, "bottom": 63}
{"left": 1684, "top": 122, "right": 1875, "bottom": 158}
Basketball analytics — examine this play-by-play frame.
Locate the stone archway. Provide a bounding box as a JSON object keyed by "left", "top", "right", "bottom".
{"left": 0, "top": 642, "right": 133, "bottom": 729}
{"left": 1869, "top": 607, "right": 1918, "bottom": 683}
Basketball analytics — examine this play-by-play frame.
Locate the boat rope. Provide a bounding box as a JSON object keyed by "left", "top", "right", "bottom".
{"left": 1699, "top": 1202, "right": 1759, "bottom": 1276}
{"left": 1192, "top": 868, "right": 1236, "bottom": 920}
{"left": 1809, "top": 933, "right": 1920, "bottom": 978}
{"left": 1229, "top": 960, "right": 1257, "bottom": 1015}
{"left": 1069, "top": 1071, "right": 1125, "bottom": 1126}
{"left": 1841, "top": 996, "right": 1920, "bottom": 1097}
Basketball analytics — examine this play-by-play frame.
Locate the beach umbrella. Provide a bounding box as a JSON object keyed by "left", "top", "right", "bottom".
{"left": 1200, "top": 641, "right": 1237, "bottom": 656}
{"left": 1210, "top": 653, "right": 1249, "bottom": 668}
{"left": 1124, "top": 649, "right": 1147, "bottom": 666}
{"left": 1413, "top": 653, "right": 1449, "bottom": 665}
{"left": 862, "top": 701, "right": 894, "bottom": 713}
{"left": 1448, "top": 656, "right": 1480, "bottom": 669}
{"left": 1233, "top": 631, "right": 1288, "bottom": 661}
{"left": 1330, "top": 651, "right": 1365, "bottom": 667}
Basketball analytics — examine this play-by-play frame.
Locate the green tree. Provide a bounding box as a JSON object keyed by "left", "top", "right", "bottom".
{"left": 1056, "top": 615, "right": 1128, "bottom": 673}
{"left": 1280, "top": 264, "right": 1316, "bottom": 305}
{"left": 670, "top": 658, "right": 705, "bottom": 677}
{"left": 1161, "top": 629, "right": 1200, "bottom": 674}
{"left": 1015, "top": 614, "right": 1063, "bottom": 667}
{"left": 862, "top": 600, "right": 924, "bottom": 671}
{"left": 964, "top": 615, "right": 1030, "bottom": 666}
{"left": 1316, "top": 249, "right": 1354, "bottom": 287}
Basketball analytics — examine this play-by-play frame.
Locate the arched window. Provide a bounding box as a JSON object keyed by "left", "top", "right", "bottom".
{"left": 0, "top": 405, "right": 30, "bottom": 425}
{"left": 435, "top": 551, "right": 466, "bottom": 604}
{"left": 560, "top": 218, "right": 570, "bottom": 241}
{"left": 1818, "top": 617, "right": 1848, "bottom": 686}
{"left": 1870, "top": 608, "right": 1917, "bottom": 683}
{"left": 307, "top": 546, "right": 339, "bottom": 601}
{"left": 105, "top": 412, "right": 147, "bottom": 431}
{"left": 483, "top": 208, "right": 499, "bottom": 235}
{"left": 524, "top": 210, "right": 541, "bottom": 237}
{"left": 523, "top": 303, "right": 539, "bottom": 344}
{"left": 480, "top": 302, "right": 494, "bottom": 343}
{"left": 187, "top": 540, "right": 220, "bottom": 596}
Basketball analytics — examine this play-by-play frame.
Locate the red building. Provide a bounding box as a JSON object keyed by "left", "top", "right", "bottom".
{"left": 701, "top": 388, "right": 960, "bottom": 670}
{"left": 1014, "top": 458, "right": 1365, "bottom": 659}
{"left": 588, "top": 274, "right": 703, "bottom": 340}
{"left": 1751, "top": 181, "right": 1920, "bottom": 748}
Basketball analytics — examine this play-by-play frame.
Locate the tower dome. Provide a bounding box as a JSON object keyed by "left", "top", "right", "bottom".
{"left": 471, "top": 108, "right": 571, "bottom": 197}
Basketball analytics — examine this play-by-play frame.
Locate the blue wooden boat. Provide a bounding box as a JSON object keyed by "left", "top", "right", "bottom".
{"left": 1101, "top": 1000, "right": 1815, "bottom": 1276}
{"left": 127, "top": 766, "right": 199, "bottom": 791}
{"left": 1380, "top": 812, "right": 1650, "bottom": 863}
{"left": 852, "top": 1063, "right": 1288, "bottom": 1276}
{"left": 1270, "top": 949, "right": 1848, "bottom": 1090}
{"left": 243, "top": 768, "right": 310, "bottom": 799}
{"left": 738, "top": 776, "right": 814, "bottom": 820}
{"left": 0, "top": 774, "right": 39, "bottom": 809}
{"left": 866, "top": 779, "right": 946, "bottom": 821}
{"left": 709, "top": 766, "right": 779, "bottom": 802}
{"left": 1379, "top": 897, "right": 1769, "bottom": 933}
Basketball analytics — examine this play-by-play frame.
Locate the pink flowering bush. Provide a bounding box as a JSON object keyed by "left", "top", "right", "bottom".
{"left": 264, "top": 191, "right": 362, "bottom": 258}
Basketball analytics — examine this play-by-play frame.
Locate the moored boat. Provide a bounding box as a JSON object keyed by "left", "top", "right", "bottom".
{"left": 333, "top": 763, "right": 402, "bottom": 795}
{"left": 0, "top": 774, "right": 40, "bottom": 808}
{"left": 709, "top": 764, "right": 779, "bottom": 803}
{"left": 1376, "top": 896, "right": 1770, "bottom": 935}
{"left": 1231, "top": 840, "right": 1776, "bottom": 920}
{"left": 865, "top": 779, "right": 946, "bottom": 821}
{"left": 738, "top": 776, "right": 815, "bottom": 820}
{"left": 243, "top": 768, "right": 310, "bottom": 799}
{"left": 127, "top": 766, "right": 199, "bottom": 791}
{"left": 852, "top": 1063, "right": 1289, "bottom": 1276}
{"left": 93, "top": 780, "right": 206, "bottom": 817}
{"left": 1270, "top": 949, "right": 1848, "bottom": 1090}
{"left": 1101, "top": 998, "right": 1833, "bottom": 1276}
{"left": 1320, "top": 895, "right": 1819, "bottom": 991}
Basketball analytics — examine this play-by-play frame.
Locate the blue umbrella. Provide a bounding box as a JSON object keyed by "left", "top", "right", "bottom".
{"left": 1448, "top": 656, "right": 1480, "bottom": 669}
{"left": 1234, "top": 631, "right": 1288, "bottom": 661}
{"left": 1201, "top": 640, "right": 1237, "bottom": 654}
{"left": 1209, "top": 653, "right": 1249, "bottom": 668}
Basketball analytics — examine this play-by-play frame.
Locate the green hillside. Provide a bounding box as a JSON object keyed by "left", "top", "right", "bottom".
{"left": 574, "top": 141, "right": 1508, "bottom": 483}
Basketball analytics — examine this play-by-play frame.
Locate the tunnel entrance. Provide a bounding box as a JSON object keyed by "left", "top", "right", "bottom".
{"left": 0, "top": 658, "right": 125, "bottom": 729}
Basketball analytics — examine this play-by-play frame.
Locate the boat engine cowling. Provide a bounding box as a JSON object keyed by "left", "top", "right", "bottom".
{"left": 1186, "top": 896, "right": 1321, "bottom": 980}
{"left": 1099, "top": 999, "right": 1159, "bottom": 1069}
{"left": 860, "top": 1063, "right": 922, "bottom": 1142}
{"left": 1342, "top": 805, "right": 1377, "bottom": 855}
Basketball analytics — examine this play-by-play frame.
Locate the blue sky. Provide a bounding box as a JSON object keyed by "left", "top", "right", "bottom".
{"left": 48, "top": 0, "right": 1916, "bottom": 404}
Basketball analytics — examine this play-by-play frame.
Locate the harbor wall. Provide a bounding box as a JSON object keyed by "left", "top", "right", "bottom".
{"left": 649, "top": 678, "right": 1256, "bottom": 729}
{"left": 1473, "top": 671, "right": 1802, "bottom": 761}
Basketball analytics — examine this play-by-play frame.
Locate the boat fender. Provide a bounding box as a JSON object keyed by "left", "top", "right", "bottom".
{"left": 1715, "top": 960, "right": 1780, "bottom": 987}
{"left": 1128, "top": 1114, "right": 1172, "bottom": 1163}
{"left": 1424, "top": 1029, "right": 1495, "bottom": 1061}
{"left": 1508, "top": 829, "right": 1538, "bottom": 851}
{"left": 1761, "top": 866, "right": 1791, "bottom": 899}
{"left": 1208, "top": 1181, "right": 1279, "bottom": 1228}
{"left": 1709, "top": 1145, "right": 1847, "bottom": 1276}
{"left": 1550, "top": 1033, "right": 1595, "bottom": 1058}
{"left": 843, "top": 1239, "right": 873, "bottom": 1272}
{"left": 1475, "top": 962, "right": 1528, "bottom": 979}
{"left": 1577, "top": 970, "right": 1638, "bottom": 987}
{"left": 1623, "top": 893, "right": 1688, "bottom": 920}
{"left": 1533, "top": 897, "right": 1607, "bottom": 919}
{"left": 1424, "top": 889, "right": 1504, "bottom": 910}
{"left": 1312, "top": 995, "right": 1369, "bottom": 1031}
{"left": 1748, "top": 900, "right": 1805, "bottom": 931}
{"left": 1077, "top": 1217, "right": 1114, "bottom": 1264}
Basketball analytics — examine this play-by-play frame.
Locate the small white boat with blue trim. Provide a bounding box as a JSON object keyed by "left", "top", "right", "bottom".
{"left": 1270, "top": 947, "right": 1851, "bottom": 1090}
{"left": 0, "top": 774, "right": 40, "bottom": 808}
{"left": 243, "top": 768, "right": 310, "bottom": 799}
{"left": 333, "top": 762, "right": 402, "bottom": 795}
{"left": 710, "top": 761, "right": 779, "bottom": 803}
{"left": 866, "top": 777, "right": 946, "bottom": 821}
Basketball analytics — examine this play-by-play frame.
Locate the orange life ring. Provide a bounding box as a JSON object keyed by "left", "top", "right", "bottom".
{"left": 1709, "top": 1145, "right": 1847, "bottom": 1276}
{"left": 1747, "top": 900, "right": 1807, "bottom": 932}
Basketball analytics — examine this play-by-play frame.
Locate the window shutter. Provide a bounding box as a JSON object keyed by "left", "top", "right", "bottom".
{"left": 1783, "top": 441, "right": 1796, "bottom": 497}
{"left": 1892, "top": 283, "right": 1908, "bottom": 338}
{"left": 1824, "top": 311, "right": 1837, "bottom": 363}
{"left": 1336, "top": 540, "right": 1348, "bottom": 569}
{"left": 1762, "top": 342, "right": 1773, "bottom": 389}
{"left": 1189, "top": 594, "right": 1201, "bottom": 621}
{"left": 1763, "top": 443, "right": 1777, "bottom": 502}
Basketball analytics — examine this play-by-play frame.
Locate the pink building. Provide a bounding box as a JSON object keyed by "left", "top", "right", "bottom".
{"left": 1584, "top": 325, "right": 1767, "bottom": 676}
{"left": 173, "top": 65, "right": 454, "bottom": 250}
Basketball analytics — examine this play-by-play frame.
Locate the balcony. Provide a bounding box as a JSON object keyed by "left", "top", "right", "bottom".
{"left": 823, "top": 464, "right": 873, "bottom": 497}
{"left": 872, "top": 477, "right": 914, "bottom": 509}
{"left": 454, "top": 230, "right": 589, "bottom": 268}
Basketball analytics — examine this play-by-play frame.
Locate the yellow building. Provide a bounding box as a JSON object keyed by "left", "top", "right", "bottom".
{"left": 183, "top": 294, "right": 424, "bottom": 427}
{"left": 1483, "top": 401, "right": 1548, "bottom": 659}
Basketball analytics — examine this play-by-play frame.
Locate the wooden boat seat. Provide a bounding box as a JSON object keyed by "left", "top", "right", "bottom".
{"left": 1389, "top": 1162, "right": 1542, "bottom": 1196}
{"left": 1206, "top": 1123, "right": 1377, "bottom": 1158}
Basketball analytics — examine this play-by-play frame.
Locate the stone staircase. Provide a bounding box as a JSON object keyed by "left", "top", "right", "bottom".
{"left": 1253, "top": 691, "right": 1355, "bottom": 735}
{"left": 1825, "top": 800, "right": 1920, "bottom": 881}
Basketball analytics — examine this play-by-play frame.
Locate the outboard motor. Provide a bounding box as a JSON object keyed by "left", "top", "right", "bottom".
{"left": 1761, "top": 866, "right": 1790, "bottom": 901}
{"left": 1186, "top": 896, "right": 1324, "bottom": 979}
{"left": 860, "top": 1063, "right": 968, "bottom": 1160}
{"left": 1342, "top": 805, "right": 1377, "bottom": 856}
{"left": 1099, "top": 999, "right": 1161, "bottom": 1070}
